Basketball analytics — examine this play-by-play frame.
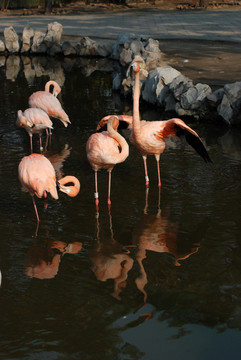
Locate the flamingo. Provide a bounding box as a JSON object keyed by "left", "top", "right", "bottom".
{"left": 96, "top": 62, "right": 212, "bottom": 187}
{"left": 18, "top": 153, "right": 80, "bottom": 223}
{"left": 16, "top": 108, "right": 53, "bottom": 153}
{"left": 28, "top": 80, "right": 71, "bottom": 128}
{"left": 86, "top": 115, "right": 129, "bottom": 210}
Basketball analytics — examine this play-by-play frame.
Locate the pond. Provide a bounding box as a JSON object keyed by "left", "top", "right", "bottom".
{"left": 1, "top": 49, "right": 241, "bottom": 360}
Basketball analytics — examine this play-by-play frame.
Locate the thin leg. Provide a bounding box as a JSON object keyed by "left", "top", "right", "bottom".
{"left": 32, "top": 196, "right": 40, "bottom": 223}
{"left": 107, "top": 170, "right": 112, "bottom": 209}
{"left": 29, "top": 135, "right": 33, "bottom": 153}
{"left": 94, "top": 170, "right": 99, "bottom": 212}
{"left": 144, "top": 187, "right": 149, "bottom": 214}
{"left": 155, "top": 154, "right": 161, "bottom": 187}
{"left": 142, "top": 155, "right": 149, "bottom": 188}
{"left": 39, "top": 134, "right": 43, "bottom": 152}
{"left": 45, "top": 128, "right": 49, "bottom": 151}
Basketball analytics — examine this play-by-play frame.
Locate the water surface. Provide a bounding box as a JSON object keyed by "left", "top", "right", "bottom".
{"left": 1, "top": 51, "right": 241, "bottom": 360}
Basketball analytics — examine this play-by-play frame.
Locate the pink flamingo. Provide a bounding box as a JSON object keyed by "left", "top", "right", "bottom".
{"left": 18, "top": 153, "right": 80, "bottom": 223}
{"left": 16, "top": 108, "right": 53, "bottom": 153}
{"left": 28, "top": 80, "right": 71, "bottom": 128}
{"left": 97, "top": 62, "right": 212, "bottom": 187}
{"left": 86, "top": 115, "right": 129, "bottom": 210}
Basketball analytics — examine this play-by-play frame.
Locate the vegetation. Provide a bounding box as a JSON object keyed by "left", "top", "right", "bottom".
{"left": 0, "top": 0, "right": 235, "bottom": 11}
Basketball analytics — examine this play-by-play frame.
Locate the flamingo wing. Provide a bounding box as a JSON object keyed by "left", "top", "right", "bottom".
{"left": 157, "top": 118, "right": 212, "bottom": 163}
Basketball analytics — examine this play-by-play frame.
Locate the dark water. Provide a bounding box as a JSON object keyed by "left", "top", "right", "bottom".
{"left": 1, "top": 52, "right": 241, "bottom": 360}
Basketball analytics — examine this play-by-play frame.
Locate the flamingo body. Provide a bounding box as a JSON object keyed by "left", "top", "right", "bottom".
{"left": 29, "top": 81, "right": 70, "bottom": 127}
{"left": 97, "top": 62, "right": 211, "bottom": 187}
{"left": 18, "top": 153, "right": 80, "bottom": 222}
{"left": 86, "top": 116, "right": 129, "bottom": 209}
{"left": 17, "top": 108, "right": 53, "bottom": 152}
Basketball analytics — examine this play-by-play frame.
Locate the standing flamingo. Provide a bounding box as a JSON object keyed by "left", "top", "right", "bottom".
{"left": 16, "top": 108, "right": 53, "bottom": 153}
{"left": 28, "top": 80, "right": 71, "bottom": 128}
{"left": 18, "top": 153, "right": 80, "bottom": 223}
{"left": 97, "top": 61, "right": 212, "bottom": 187}
{"left": 86, "top": 116, "right": 129, "bottom": 210}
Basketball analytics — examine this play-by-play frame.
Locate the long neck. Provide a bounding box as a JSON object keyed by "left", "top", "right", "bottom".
{"left": 107, "top": 120, "right": 129, "bottom": 162}
{"left": 45, "top": 81, "right": 61, "bottom": 96}
{"left": 133, "top": 68, "right": 141, "bottom": 135}
{"left": 58, "top": 176, "right": 80, "bottom": 197}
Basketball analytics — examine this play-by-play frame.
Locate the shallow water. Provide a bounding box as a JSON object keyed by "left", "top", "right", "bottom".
{"left": 1, "top": 52, "right": 241, "bottom": 360}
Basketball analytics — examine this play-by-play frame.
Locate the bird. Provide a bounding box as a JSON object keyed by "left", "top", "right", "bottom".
{"left": 28, "top": 80, "right": 71, "bottom": 128}
{"left": 86, "top": 115, "right": 129, "bottom": 210}
{"left": 96, "top": 61, "right": 212, "bottom": 188}
{"left": 16, "top": 108, "right": 53, "bottom": 153}
{"left": 18, "top": 153, "right": 80, "bottom": 223}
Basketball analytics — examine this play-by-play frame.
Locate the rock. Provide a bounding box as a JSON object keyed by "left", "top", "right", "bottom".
{"left": 4, "top": 27, "right": 20, "bottom": 53}
{"left": 62, "top": 41, "right": 76, "bottom": 56}
{"left": 48, "top": 44, "right": 62, "bottom": 56}
{"left": 31, "top": 31, "right": 47, "bottom": 53}
{"left": 21, "top": 24, "right": 34, "bottom": 53}
{"left": 217, "top": 94, "right": 233, "bottom": 125}
{"left": 0, "top": 40, "right": 5, "bottom": 53}
{"left": 76, "top": 37, "right": 97, "bottom": 56}
{"left": 142, "top": 66, "right": 181, "bottom": 105}
{"left": 180, "top": 83, "right": 211, "bottom": 110}
{"left": 45, "top": 22, "right": 63, "bottom": 47}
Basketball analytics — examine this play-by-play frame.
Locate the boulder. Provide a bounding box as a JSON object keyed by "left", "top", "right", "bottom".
{"left": 31, "top": 31, "right": 47, "bottom": 53}
{"left": 4, "top": 27, "right": 20, "bottom": 53}
{"left": 45, "top": 22, "right": 63, "bottom": 47}
{"left": 21, "top": 24, "right": 34, "bottom": 53}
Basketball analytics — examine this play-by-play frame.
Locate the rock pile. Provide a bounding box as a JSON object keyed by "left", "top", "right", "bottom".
{"left": 1, "top": 22, "right": 241, "bottom": 125}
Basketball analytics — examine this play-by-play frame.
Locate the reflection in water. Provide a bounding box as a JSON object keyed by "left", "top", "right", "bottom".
{"left": 45, "top": 144, "right": 71, "bottom": 180}
{"left": 133, "top": 190, "right": 200, "bottom": 305}
{"left": 25, "top": 238, "right": 82, "bottom": 279}
{"left": 91, "top": 211, "right": 134, "bottom": 300}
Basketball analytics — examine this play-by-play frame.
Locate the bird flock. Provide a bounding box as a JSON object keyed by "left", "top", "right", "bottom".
{"left": 17, "top": 60, "right": 212, "bottom": 228}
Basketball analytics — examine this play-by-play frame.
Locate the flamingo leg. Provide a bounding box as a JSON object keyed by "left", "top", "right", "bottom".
{"left": 155, "top": 154, "right": 161, "bottom": 187}
{"left": 32, "top": 196, "right": 40, "bottom": 223}
{"left": 94, "top": 170, "right": 99, "bottom": 212}
{"left": 45, "top": 128, "right": 49, "bottom": 151}
{"left": 142, "top": 155, "right": 149, "bottom": 188}
{"left": 39, "top": 134, "right": 43, "bottom": 152}
{"left": 144, "top": 187, "right": 149, "bottom": 214}
{"left": 29, "top": 134, "right": 33, "bottom": 153}
{"left": 107, "top": 170, "right": 112, "bottom": 209}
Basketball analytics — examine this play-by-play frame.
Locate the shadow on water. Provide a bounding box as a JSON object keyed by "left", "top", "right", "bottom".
{"left": 1, "top": 51, "right": 241, "bottom": 360}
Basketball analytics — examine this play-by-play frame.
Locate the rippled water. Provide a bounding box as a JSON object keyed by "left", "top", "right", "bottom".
{"left": 1, "top": 51, "right": 241, "bottom": 360}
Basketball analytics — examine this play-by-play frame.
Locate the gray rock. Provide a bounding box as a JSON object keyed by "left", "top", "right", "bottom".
{"left": 62, "top": 41, "right": 76, "bottom": 56}
{"left": 0, "top": 40, "right": 5, "bottom": 53}
{"left": 4, "top": 27, "right": 20, "bottom": 53}
{"left": 31, "top": 31, "right": 47, "bottom": 53}
{"left": 21, "top": 24, "right": 34, "bottom": 53}
{"left": 45, "top": 22, "right": 63, "bottom": 47}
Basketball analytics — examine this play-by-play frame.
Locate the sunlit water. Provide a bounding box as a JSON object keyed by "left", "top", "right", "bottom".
{"left": 1, "top": 49, "right": 241, "bottom": 360}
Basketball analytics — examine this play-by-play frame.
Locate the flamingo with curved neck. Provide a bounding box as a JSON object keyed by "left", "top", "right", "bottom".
{"left": 29, "top": 80, "right": 71, "bottom": 128}
{"left": 18, "top": 153, "right": 80, "bottom": 223}
{"left": 86, "top": 115, "right": 129, "bottom": 210}
{"left": 97, "top": 62, "right": 212, "bottom": 188}
{"left": 45, "top": 81, "right": 61, "bottom": 97}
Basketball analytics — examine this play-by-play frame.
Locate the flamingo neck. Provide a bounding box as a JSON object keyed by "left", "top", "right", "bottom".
{"left": 133, "top": 69, "right": 141, "bottom": 135}
{"left": 45, "top": 81, "right": 61, "bottom": 96}
{"left": 58, "top": 176, "right": 80, "bottom": 197}
{"left": 107, "top": 117, "right": 129, "bottom": 162}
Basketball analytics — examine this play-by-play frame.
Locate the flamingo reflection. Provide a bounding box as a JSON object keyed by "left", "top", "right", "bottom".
{"left": 132, "top": 206, "right": 200, "bottom": 304}
{"left": 90, "top": 211, "right": 134, "bottom": 300}
{"left": 25, "top": 239, "right": 82, "bottom": 280}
